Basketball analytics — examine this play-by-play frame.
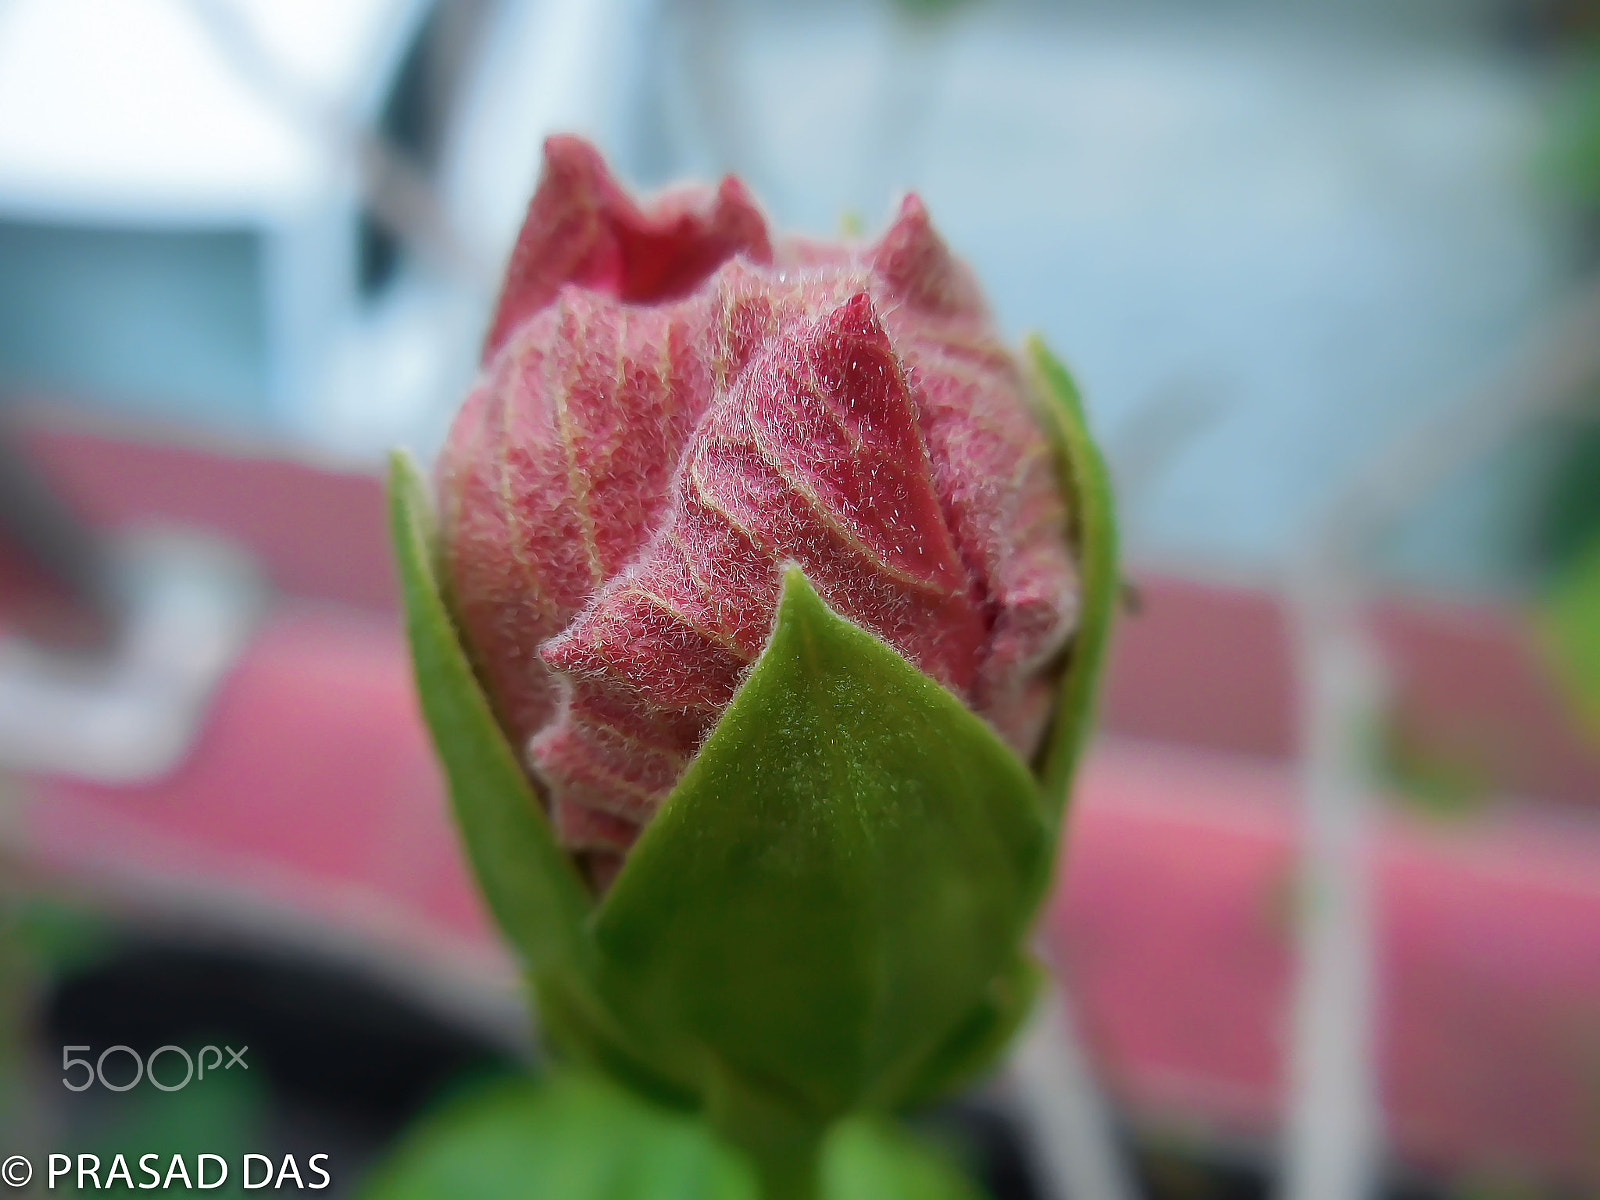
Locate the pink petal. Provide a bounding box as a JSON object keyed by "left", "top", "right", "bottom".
{"left": 532, "top": 287, "right": 989, "bottom": 833}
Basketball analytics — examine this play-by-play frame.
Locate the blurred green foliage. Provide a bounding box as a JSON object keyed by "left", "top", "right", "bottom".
{"left": 0, "top": 898, "right": 263, "bottom": 1196}
{"left": 1521, "top": 421, "right": 1600, "bottom": 582}
{"left": 60, "top": 1064, "right": 264, "bottom": 1197}
{"left": 889, "top": 0, "right": 979, "bottom": 19}
{"left": 1545, "top": 47, "right": 1600, "bottom": 216}
{"left": 10, "top": 897, "right": 113, "bottom": 977}
{"left": 0, "top": 895, "right": 112, "bottom": 1140}
{"left": 1539, "top": 530, "right": 1600, "bottom": 739}
{"left": 359, "top": 1071, "right": 985, "bottom": 1200}
{"left": 1377, "top": 718, "right": 1492, "bottom": 820}
{"left": 360, "top": 1072, "right": 753, "bottom": 1200}
{"left": 1535, "top": 52, "right": 1600, "bottom": 739}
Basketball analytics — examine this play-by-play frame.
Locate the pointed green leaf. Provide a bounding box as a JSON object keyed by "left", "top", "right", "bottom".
{"left": 592, "top": 568, "right": 1050, "bottom": 1121}
{"left": 1026, "top": 336, "right": 1120, "bottom": 825}
{"left": 387, "top": 450, "right": 593, "bottom": 978}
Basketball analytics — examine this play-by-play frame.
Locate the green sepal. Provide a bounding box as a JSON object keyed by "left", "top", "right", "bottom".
{"left": 592, "top": 568, "right": 1051, "bottom": 1124}
{"left": 387, "top": 450, "right": 593, "bottom": 980}
{"left": 390, "top": 329, "right": 1115, "bottom": 1155}
{"left": 1026, "top": 336, "right": 1120, "bottom": 826}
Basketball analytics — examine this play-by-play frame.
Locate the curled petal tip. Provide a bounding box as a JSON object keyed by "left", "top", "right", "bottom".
{"left": 483, "top": 137, "right": 627, "bottom": 359}
{"left": 484, "top": 137, "right": 772, "bottom": 361}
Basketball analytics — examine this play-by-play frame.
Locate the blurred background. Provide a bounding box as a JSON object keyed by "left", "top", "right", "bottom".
{"left": 1, "top": 0, "right": 1598, "bottom": 1196}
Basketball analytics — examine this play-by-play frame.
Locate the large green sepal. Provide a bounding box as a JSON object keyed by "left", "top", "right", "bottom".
{"left": 593, "top": 568, "right": 1052, "bottom": 1122}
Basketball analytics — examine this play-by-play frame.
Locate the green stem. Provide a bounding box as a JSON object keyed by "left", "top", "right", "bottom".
{"left": 706, "top": 1066, "right": 827, "bottom": 1200}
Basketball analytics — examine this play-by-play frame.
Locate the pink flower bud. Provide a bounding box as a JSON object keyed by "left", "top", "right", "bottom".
{"left": 438, "top": 137, "right": 1078, "bottom": 886}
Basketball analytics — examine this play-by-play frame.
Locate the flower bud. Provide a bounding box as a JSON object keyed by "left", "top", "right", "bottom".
{"left": 437, "top": 137, "right": 1078, "bottom": 887}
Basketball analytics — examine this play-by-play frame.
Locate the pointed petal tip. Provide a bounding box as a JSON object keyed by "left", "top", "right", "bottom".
{"left": 894, "top": 191, "right": 930, "bottom": 224}
{"left": 806, "top": 290, "right": 905, "bottom": 393}
{"left": 869, "top": 192, "right": 983, "bottom": 318}
{"left": 538, "top": 134, "right": 608, "bottom": 184}
{"left": 828, "top": 289, "right": 882, "bottom": 336}
{"left": 715, "top": 172, "right": 755, "bottom": 208}
{"left": 712, "top": 174, "right": 773, "bottom": 261}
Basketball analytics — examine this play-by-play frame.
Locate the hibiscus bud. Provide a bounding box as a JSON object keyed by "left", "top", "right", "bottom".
{"left": 392, "top": 137, "right": 1117, "bottom": 1194}
{"left": 437, "top": 136, "right": 1079, "bottom": 887}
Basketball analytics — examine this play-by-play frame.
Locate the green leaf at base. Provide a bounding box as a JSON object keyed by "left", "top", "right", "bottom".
{"left": 357, "top": 1072, "right": 755, "bottom": 1200}
{"left": 1026, "top": 337, "right": 1120, "bottom": 827}
{"left": 387, "top": 450, "right": 593, "bottom": 980}
{"left": 593, "top": 567, "right": 1051, "bottom": 1123}
{"left": 357, "top": 1072, "right": 986, "bottom": 1200}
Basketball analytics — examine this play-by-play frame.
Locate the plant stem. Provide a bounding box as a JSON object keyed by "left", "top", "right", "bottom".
{"left": 706, "top": 1066, "right": 827, "bottom": 1200}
